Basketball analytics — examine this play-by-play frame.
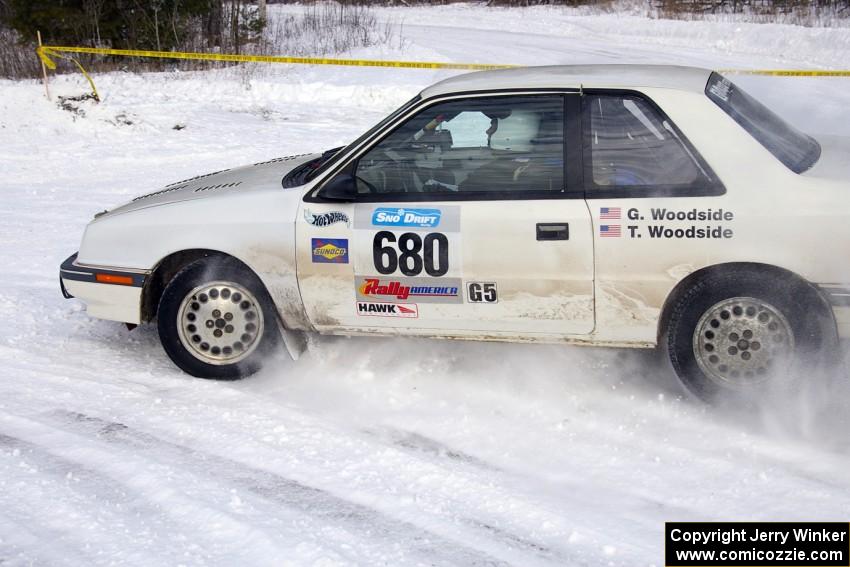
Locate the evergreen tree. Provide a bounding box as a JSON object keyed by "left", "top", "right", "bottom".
{"left": 2, "top": 0, "right": 231, "bottom": 51}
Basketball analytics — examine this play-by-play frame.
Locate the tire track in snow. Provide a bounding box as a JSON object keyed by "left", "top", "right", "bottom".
{"left": 0, "top": 433, "right": 179, "bottom": 566}
{"left": 358, "top": 424, "right": 679, "bottom": 564}
{"left": 46, "top": 409, "right": 520, "bottom": 567}
{"left": 0, "top": 351, "right": 598, "bottom": 566}
{"left": 0, "top": 350, "right": 671, "bottom": 565}
{"left": 0, "top": 504, "right": 92, "bottom": 566}
{"left": 0, "top": 354, "right": 584, "bottom": 565}
{"left": 365, "top": 426, "right": 500, "bottom": 471}
{"left": 360, "top": 426, "right": 587, "bottom": 565}
{"left": 12, "top": 336, "right": 835, "bottom": 564}
{"left": 0, "top": 419, "right": 347, "bottom": 566}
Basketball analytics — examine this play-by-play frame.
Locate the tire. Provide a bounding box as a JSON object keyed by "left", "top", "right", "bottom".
{"left": 157, "top": 257, "right": 280, "bottom": 379}
{"left": 665, "top": 269, "right": 834, "bottom": 403}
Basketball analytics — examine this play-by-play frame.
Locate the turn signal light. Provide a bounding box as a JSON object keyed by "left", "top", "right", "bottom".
{"left": 96, "top": 273, "right": 134, "bottom": 285}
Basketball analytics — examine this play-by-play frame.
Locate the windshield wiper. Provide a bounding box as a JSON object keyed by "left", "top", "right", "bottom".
{"left": 282, "top": 147, "right": 343, "bottom": 188}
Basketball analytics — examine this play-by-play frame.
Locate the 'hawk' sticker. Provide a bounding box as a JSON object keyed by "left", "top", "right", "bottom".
{"left": 356, "top": 301, "right": 418, "bottom": 318}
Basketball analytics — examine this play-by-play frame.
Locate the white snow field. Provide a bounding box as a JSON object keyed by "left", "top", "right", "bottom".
{"left": 2, "top": 5, "right": 850, "bottom": 566}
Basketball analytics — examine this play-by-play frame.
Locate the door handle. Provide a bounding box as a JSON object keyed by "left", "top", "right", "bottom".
{"left": 536, "top": 223, "right": 569, "bottom": 241}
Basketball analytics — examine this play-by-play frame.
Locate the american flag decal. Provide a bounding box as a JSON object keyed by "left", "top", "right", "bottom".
{"left": 600, "top": 225, "right": 621, "bottom": 238}
{"left": 600, "top": 207, "right": 621, "bottom": 219}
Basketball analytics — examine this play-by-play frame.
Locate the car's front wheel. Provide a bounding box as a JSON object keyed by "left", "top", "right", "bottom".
{"left": 665, "top": 270, "right": 835, "bottom": 403}
{"left": 157, "top": 258, "right": 280, "bottom": 379}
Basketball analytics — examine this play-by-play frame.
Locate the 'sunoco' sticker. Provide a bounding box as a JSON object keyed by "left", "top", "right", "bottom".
{"left": 311, "top": 238, "right": 349, "bottom": 263}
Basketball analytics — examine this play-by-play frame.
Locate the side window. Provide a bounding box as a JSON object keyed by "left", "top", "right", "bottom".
{"left": 354, "top": 95, "right": 565, "bottom": 198}
{"left": 584, "top": 94, "right": 718, "bottom": 195}
{"left": 441, "top": 111, "right": 492, "bottom": 148}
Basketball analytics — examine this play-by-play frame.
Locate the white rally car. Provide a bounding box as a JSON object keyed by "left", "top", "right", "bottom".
{"left": 60, "top": 65, "right": 849, "bottom": 401}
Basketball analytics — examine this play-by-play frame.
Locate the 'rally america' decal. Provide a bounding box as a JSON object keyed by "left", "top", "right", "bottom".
{"left": 598, "top": 207, "right": 734, "bottom": 239}
{"left": 305, "top": 209, "right": 349, "bottom": 227}
{"left": 356, "top": 302, "right": 419, "bottom": 318}
{"left": 355, "top": 276, "right": 462, "bottom": 304}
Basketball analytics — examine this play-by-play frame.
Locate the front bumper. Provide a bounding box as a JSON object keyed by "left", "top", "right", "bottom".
{"left": 60, "top": 252, "right": 147, "bottom": 324}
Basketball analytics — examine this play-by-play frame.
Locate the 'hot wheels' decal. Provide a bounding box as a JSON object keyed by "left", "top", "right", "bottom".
{"left": 305, "top": 209, "right": 349, "bottom": 227}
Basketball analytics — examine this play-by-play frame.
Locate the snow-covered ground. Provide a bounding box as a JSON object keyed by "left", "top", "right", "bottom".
{"left": 2, "top": 5, "right": 850, "bottom": 566}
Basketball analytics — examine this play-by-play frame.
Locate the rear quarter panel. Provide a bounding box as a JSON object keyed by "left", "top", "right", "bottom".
{"left": 591, "top": 88, "right": 850, "bottom": 344}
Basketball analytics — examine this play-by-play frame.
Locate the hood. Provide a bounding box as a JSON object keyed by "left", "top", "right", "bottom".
{"left": 803, "top": 135, "right": 850, "bottom": 181}
{"left": 99, "top": 153, "right": 319, "bottom": 218}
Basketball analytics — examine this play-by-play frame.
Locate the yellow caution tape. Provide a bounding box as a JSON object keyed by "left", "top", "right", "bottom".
{"left": 37, "top": 45, "right": 517, "bottom": 72}
{"left": 35, "top": 44, "right": 850, "bottom": 102}
{"left": 720, "top": 68, "right": 850, "bottom": 77}
{"left": 37, "top": 47, "right": 100, "bottom": 101}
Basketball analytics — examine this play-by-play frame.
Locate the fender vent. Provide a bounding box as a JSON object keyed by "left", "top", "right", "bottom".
{"left": 194, "top": 181, "right": 243, "bottom": 193}
{"left": 252, "top": 153, "right": 310, "bottom": 166}
{"left": 164, "top": 168, "right": 231, "bottom": 188}
{"left": 132, "top": 184, "right": 188, "bottom": 201}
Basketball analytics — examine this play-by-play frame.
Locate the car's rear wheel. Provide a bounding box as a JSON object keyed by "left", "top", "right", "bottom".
{"left": 665, "top": 270, "right": 834, "bottom": 403}
{"left": 157, "top": 258, "right": 280, "bottom": 379}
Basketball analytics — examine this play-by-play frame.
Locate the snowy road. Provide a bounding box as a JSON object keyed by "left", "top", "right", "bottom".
{"left": 2, "top": 5, "right": 850, "bottom": 566}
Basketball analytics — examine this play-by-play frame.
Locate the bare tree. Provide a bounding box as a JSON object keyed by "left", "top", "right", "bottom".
{"left": 230, "top": 0, "right": 242, "bottom": 54}
{"left": 82, "top": 0, "right": 106, "bottom": 46}
{"left": 151, "top": 0, "right": 164, "bottom": 51}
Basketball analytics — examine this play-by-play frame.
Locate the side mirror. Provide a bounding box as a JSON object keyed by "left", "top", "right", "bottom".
{"left": 318, "top": 173, "right": 357, "bottom": 202}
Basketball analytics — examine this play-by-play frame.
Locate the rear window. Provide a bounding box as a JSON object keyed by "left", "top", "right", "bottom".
{"left": 586, "top": 94, "right": 711, "bottom": 189}
{"left": 705, "top": 72, "right": 820, "bottom": 173}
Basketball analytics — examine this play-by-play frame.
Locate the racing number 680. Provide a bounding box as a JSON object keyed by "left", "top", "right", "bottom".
{"left": 373, "top": 231, "right": 449, "bottom": 277}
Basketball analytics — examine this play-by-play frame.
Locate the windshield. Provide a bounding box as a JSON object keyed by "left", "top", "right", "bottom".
{"left": 705, "top": 72, "right": 820, "bottom": 173}
{"left": 306, "top": 95, "right": 422, "bottom": 183}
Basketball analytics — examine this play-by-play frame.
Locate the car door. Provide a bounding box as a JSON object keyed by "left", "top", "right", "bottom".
{"left": 581, "top": 90, "right": 727, "bottom": 343}
{"left": 297, "top": 92, "right": 595, "bottom": 338}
